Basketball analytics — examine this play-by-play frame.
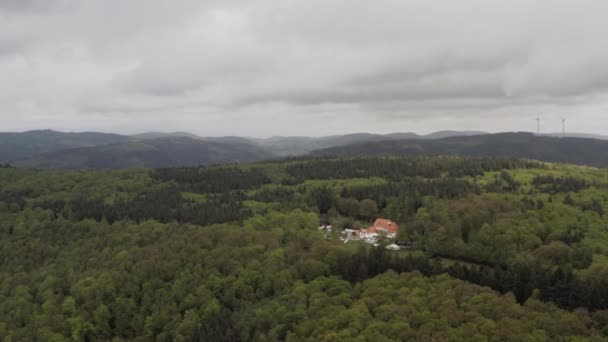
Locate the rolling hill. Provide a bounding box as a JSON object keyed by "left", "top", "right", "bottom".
{"left": 0, "top": 129, "right": 131, "bottom": 162}
{"left": 130, "top": 131, "right": 203, "bottom": 140}
{"left": 312, "top": 132, "right": 608, "bottom": 167}
{"left": 253, "top": 130, "right": 486, "bottom": 156}
{"left": 12, "top": 137, "right": 274, "bottom": 169}
{"left": 8, "top": 129, "right": 608, "bottom": 169}
{"left": 0, "top": 130, "right": 489, "bottom": 168}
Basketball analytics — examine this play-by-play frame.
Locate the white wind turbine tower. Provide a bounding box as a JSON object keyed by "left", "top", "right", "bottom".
{"left": 535, "top": 117, "right": 541, "bottom": 135}
{"left": 562, "top": 118, "right": 567, "bottom": 138}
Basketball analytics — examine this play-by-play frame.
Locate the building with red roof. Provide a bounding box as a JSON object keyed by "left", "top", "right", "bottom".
{"left": 357, "top": 218, "right": 399, "bottom": 242}
{"left": 373, "top": 218, "right": 399, "bottom": 235}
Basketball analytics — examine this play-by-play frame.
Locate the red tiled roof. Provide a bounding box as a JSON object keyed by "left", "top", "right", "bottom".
{"left": 374, "top": 218, "right": 399, "bottom": 234}
{"left": 356, "top": 219, "right": 398, "bottom": 236}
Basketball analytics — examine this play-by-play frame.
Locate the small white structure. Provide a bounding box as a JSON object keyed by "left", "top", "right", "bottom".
{"left": 386, "top": 243, "right": 401, "bottom": 251}
{"left": 342, "top": 229, "right": 360, "bottom": 242}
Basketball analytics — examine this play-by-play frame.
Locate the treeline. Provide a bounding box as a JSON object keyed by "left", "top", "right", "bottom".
{"left": 152, "top": 167, "right": 272, "bottom": 193}
{"left": 315, "top": 178, "right": 478, "bottom": 222}
{"left": 533, "top": 175, "right": 590, "bottom": 193}
{"left": 249, "top": 177, "right": 477, "bottom": 219}
{"left": 36, "top": 184, "right": 252, "bottom": 225}
{"left": 250, "top": 186, "right": 296, "bottom": 203}
{"left": 337, "top": 245, "right": 607, "bottom": 311}
{"left": 284, "top": 157, "right": 541, "bottom": 183}
{"left": 341, "top": 178, "right": 478, "bottom": 202}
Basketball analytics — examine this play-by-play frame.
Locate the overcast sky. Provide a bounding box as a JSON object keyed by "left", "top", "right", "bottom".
{"left": 2, "top": 0, "right": 608, "bottom": 137}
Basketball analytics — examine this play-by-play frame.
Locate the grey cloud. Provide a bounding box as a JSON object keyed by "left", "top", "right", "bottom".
{"left": 0, "top": 0, "right": 58, "bottom": 12}
{"left": 2, "top": 0, "right": 608, "bottom": 136}
{"left": 238, "top": 71, "right": 506, "bottom": 107}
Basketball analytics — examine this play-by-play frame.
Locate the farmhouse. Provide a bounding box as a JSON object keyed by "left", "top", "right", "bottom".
{"left": 355, "top": 218, "right": 399, "bottom": 243}
{"left": 359, "top": 218, "right": 398, "bottom": 237}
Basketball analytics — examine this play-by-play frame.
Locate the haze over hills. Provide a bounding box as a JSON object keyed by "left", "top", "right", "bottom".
{"left": 4, "top": 129, "right": 608, "bottom": 169}
{"left": 313, "top": 132, "right": 608, "bottom": 168}
{"left": 0, "top": 129, "right": 485, "bottom": 167}
{"left": 251, "top": 130, "right": 487, "bottom": 156}
{"left": 0, "top": 130, "right": 131, "bottom": 162}
{"left": 130, "top": 132, "right": 204, "bottom": 140}
{"left": 541, "top": 132, "right": 608, "bottom": 140}
{"left": 12, "top": 137, "right": 273, "bottom": 170}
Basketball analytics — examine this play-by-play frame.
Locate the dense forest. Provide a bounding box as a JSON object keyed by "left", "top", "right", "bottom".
{"left": 1, "top": 156, "right": 608, "bottom": 340}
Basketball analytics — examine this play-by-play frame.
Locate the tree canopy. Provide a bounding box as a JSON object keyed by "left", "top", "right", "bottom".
{"left": 1, "top": 156, "right": 607, "bottom": 340}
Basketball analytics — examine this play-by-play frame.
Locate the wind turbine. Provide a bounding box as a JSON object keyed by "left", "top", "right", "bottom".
{"left": 535, "top": 117, "right": 540, "bottom": 135}
{"left": 561, "top": 118, "right": 567, "bottom": 138}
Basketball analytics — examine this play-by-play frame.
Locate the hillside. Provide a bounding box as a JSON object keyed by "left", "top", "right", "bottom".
{"left": 12, "top": 137, "right": 274, "bottom": 169}
{"left": 254, "top": 130, "right": 486, "bottom": 156}
{"left": 253, "top": 133, "right": 392, "bottom": 156}
{"left": 130, "top": 131, "right": 203, "bottom": 140}
{"left": 8, "top": 130, "right": 608, "bottom": 170}
{"left": 312, "top": 132, "right": 608, "bottom": 167}
{"left": 543, "top": 132, "right": 608, "bottom": 140}
{"left": 0, "top": 129, "right": 131, "bottom": 162}
{"left": 421, "top": 129, "right": 487, "bottom": 139}
{"left": 0, "top": 129, "right": 488, "bottom": 167}
{"left": 1, "top": 156, "right": 607, "bottom": 340}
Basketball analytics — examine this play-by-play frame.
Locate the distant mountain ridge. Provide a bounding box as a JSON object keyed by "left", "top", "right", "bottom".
{"left": 541, "top": 132, "right": 608, "bottom": 140}
{"left": 252, "top": 130, "right": 487, "bottom": 156}
{"left": 130, "top": 132, "right": 203, "bottom": 140}
{"left": 0, "top": 129, "right": 131, "bottom": 162}
{"left": 5, "top": 129, "right": 608, "bottom": 169}
{"left": 12, "top": 137, "right": 273, "bottom": 170}
{"left": 0, "top": 129, "right": 487, "bottom": 167}
{"left": 311, "top": 132, "right": 608, "bottom": 167}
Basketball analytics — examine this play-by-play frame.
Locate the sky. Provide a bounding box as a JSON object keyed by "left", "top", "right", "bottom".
{"left": 2, "top": 0, "right": 608, "bottom": 137}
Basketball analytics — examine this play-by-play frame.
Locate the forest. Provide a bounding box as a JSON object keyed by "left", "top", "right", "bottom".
{"left": 5, "top": 130, "right": 608, "bottom": 170}
{"left": 313, "top": 132, "right": 608, "bottom": 168}
{"left": 1, "top": 156, "right": 608, "bottom": 341}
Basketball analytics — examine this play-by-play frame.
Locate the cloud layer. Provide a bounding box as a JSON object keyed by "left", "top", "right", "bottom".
{"left": 2, "top": 0, "right": 608, "bottom": 136}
